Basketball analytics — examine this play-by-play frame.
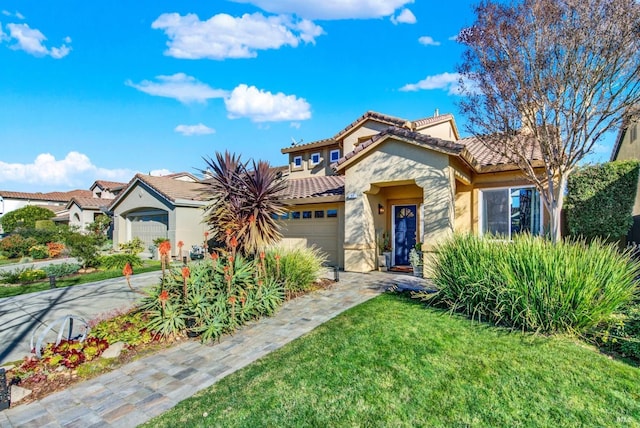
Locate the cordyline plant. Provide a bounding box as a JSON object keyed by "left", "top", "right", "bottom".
{"left": 456, "top": 0, "right": 640, "bottom": 241}
{"left": 201, "top": 151, "right": 287, "bottom": 255}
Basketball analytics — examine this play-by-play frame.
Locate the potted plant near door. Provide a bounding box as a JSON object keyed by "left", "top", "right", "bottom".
{"left": 378, "top": 231, "right": 392, "bottom": 271}
{"left": 409, "top": 243, "right": 423, "bottom": 278}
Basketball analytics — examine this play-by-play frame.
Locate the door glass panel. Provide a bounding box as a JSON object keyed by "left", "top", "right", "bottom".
{"left": 394, "top": 205, "right": 417, "bottom": 265}
{"left": 482, "top": 189, "right": 509, "bottom": 237}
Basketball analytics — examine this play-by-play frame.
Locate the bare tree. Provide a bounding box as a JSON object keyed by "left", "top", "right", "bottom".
{"left": 457, "top": 0, "right": 640, "bottom": 241}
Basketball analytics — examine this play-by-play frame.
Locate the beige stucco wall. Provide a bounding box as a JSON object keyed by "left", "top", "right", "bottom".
{"left": 288, "top": 145, "right": 341, "bottom": 178}
{"left": 343, "top": 139, "right": 454, "bottom": 272}
{"left": 342, "top": 120, "right": 392, "bottom": 154}
{"left": 416, "top": 121, "right": 456, "bottom": 141}
{"left": 68, "top": 204, "right": 99, "bottom": 232}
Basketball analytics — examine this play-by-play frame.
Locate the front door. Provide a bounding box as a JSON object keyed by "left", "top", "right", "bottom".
{"left": 393, "top": 205, "right": 417, "bottom": 265}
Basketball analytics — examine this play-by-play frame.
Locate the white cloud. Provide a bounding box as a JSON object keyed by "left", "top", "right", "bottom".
{"left": 152, "top": 12, "right": 324, "bottom": 60}
{"left": 231, "top": 0, "right": 414, "bottom": 20}
{"left": 290, "top": 122, "right": 301, "bottom": 129}
{"left": 126, "top": 73, "right": 228, "bottom": 104}
{"left": 400, "top": 72, "right": 465, "bottom": 95}
{"left": 418, "top": 36, "right": 440, "bottom": 46}
{"left": 448, "top": 34, "right": 459, "bottom": 41}
{"left": 174, "top": 123, "right": 216, "bottom": 136}
{"left": 224, "top": 84, "right": 311, "bottom": 122}
{"left": 390, "top": 8, "right": 416, "bottom": 25}
{"left": 2, "top": 10, "right": 24, "bottom": 19}
{"left": 4, "top": 23, "right": 71, "bottom": 59}
{"left": 0, "top": 152, "right": 134, "bottom": 188}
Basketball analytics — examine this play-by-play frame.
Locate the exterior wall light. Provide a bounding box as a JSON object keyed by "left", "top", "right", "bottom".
{"left": 378, "top": 204, "right": 385, "bottom": 215}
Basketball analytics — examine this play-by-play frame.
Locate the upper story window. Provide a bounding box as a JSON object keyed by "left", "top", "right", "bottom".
{"left": 310, "top": 152, "right": 321, "bottom": 166}
{"left": 293, "top": 155, "right": 303, "bottom": 169}
{"left": 330, "top": 149, "right": 341, "bottom": 163}
{"left": 481, "top": 186, "right": 541, "bottom": 238}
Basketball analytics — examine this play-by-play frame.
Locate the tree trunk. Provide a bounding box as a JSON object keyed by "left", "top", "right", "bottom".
{"left": 548, "top": 173, "right": 568, "bottom": 243}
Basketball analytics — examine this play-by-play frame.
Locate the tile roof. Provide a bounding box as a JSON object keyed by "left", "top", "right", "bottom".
{"left": 92, "top": 180, "right": 127, "bottom": 191}
{"left": 279, "top": 175, "right": 345, "bottom": 200}
{"left": 132, "top": 173, "right": 210, "bottom": 203}
{"left": 458, "top": 134, "right": 544, "bottom": 169}
{"left": 68, "top": 197, "right": 113, "bottom": 209}
{"left": 281, "top": 138, "right": 337, "bottom": 154}
{"left": 333, "top": 127, "right": 464, "bottom": 170}
{"left": 0, "top": 189, "right": 93, "bottom": 202}
{"left": 412, "top": 113, "right": 455, "bottom": 128}
{"left": 33, "top": 204, "right": 68, "bottom": 214}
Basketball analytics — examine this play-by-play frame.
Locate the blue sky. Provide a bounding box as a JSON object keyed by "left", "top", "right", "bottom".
{"left": 0, "top": 0, "right": 613, "bottom": 192}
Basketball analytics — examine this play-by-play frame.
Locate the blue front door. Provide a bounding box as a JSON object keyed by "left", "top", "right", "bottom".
{"left": 393, "top": 205, "right": 417, "bottom": 265}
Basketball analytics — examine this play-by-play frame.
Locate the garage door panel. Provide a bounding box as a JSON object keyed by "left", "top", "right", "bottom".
{"left": 129, "top": 212, "right": 168, "bottom": 249}
{"left": 280, "top": 217, "right": 339, "bottom": 267}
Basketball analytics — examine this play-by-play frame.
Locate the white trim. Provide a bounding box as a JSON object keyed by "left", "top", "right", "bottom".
{"left": 310, "top": 152, "right": 321, "bottom": 166}
{"left": 293, "top": 155, "right": 303, "bottom": 169}
{"left": 479, "top": 185, "right": 543, "bottom": 237}
{"left": 329, "top": 149, "right": 341, "bottom": 163}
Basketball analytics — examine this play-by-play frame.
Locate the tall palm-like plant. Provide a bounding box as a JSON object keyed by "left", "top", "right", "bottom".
{"left": 201, "top": 152, "right": 287, "bottom": 255}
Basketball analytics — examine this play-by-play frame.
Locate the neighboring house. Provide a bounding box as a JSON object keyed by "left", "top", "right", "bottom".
{"left": 66, "top": 197, "right": 113, "bottom": 231}
{"left": 90, "top": 180, "right": 127, "bottom": 200}
{"left": 611, "top": 118, "right": 640, "bottom": 242}
{"left": 0, "top": 189, "right": 93, "bottom": 233}
{"left": 109, "top": 173, "right": 210, "bottom": 257}
{"left": 109, "top": 111, "right": 548, "bottom": 272}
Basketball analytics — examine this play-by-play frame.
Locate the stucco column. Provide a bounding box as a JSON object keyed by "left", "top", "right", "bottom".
{"left": 343, "top": 192, "right": 377, "bottom": 273}
{"left": 415, "top": 165, "right": 455, "bottom": 277}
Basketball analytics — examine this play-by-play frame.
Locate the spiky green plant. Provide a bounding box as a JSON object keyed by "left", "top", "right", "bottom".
{"left": 201, "top": 152, "right": 286, "bottom": 256}
{"left": 418, "top": 234, "right": 640, "bottom": 334}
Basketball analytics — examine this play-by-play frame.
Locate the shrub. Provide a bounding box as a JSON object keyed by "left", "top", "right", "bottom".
{"left": 64, "top": 232, "right": 100, "bottom": 268}
{"left": 90, "top": 310, "right": 157, "bottom": 347}
{"left": 18, "top": 268, "right": 47, "bottom": 283}
{"left": 34, "top": 219, "right": 56, "bottom": 230}
{"left": 0, "top": 205, "right": 55, "bottom": 234}
{"left": 43, "top": 262, "right": 81, "bottom": 278}
{"left": 46, "top": 242, "right": 65, "bottom": 258}
{"left": 119, "top": 237, "right": 145, "bottom": 255}
{"left": 263, "top": 247, "right": 327, "bottom": 293}
{"left": 593, "top": 302, "right": 640, "bottom": 362}
{"left": 565, "top": 160, "right": 640, "bottom": 240}
{"left": 418, "top": 234, "right": 640, "bottom": 334}
{"left": 141, "top": 252, "right": 284, "bottom": 343}
{"left": 98, "top": 253, "right": 143, "bottom": 271}
{"left": 0, "top": 234, "right": 37, "bottom": 258}
{"left": 29, "top": 245, "right": 49, "bottom": 259}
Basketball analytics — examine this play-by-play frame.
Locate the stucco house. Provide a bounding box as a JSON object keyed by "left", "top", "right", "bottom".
{"left": 109, "top": 111, "right": 548, "bottom": 272}
{"left": 611, "top": 118, "right": 640, "bottom": 242}
{"left": 109, "top": 173, "right": 209, "bottom": 257}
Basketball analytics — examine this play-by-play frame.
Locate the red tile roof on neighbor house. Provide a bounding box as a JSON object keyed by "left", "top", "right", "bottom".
{"left": 67, "top": 197, "right": 113, "bottom": 209}
{"left": 0, "top": 189, "right": 93, "bottom": 202}
{"left": 279, "top": 175, "right": 345, "bottom": 200}
{"left": 115, "top": 174, "right": 211, "bottom": 207}
{"left": 92, "top": 180, "right": 127, "bottom": 191}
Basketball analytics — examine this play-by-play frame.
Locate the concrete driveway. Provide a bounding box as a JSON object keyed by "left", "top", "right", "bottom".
{"left": 0, "top": 271, "right": 161, "bottom": 365}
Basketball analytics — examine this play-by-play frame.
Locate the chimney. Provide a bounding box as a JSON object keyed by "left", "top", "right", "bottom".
{"left": 434, "top": 108, "right": 439, "bottom": 117}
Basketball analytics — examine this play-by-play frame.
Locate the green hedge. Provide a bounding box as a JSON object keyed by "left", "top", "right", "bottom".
{"left": 565, "top": 160, "right": 640, "bottom": 240}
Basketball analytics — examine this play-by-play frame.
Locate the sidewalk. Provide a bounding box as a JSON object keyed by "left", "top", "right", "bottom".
{"left": 0, "top": 271, "right": 421, "bottom": 427}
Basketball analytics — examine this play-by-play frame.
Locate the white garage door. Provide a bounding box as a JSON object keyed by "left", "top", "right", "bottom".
{"left": 129, "top": 211, "right": 168, "bottom": 249}
{"left": 281, "top": 208, "right": 340, "bottom": 267}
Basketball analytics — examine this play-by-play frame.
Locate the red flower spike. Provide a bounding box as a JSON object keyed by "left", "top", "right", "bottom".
{"left": 228, "top": 295, "right": 237, "bottom": 304}
{"left": 260, "top": 251, "right": 265, "bottom": 260}
{"left": 159, "top": 240, "right": 171, "bottom": 256}
{"left": 159, "top": 290, "right": 169, "bottom": 302}
{"left": 230, "top": 236, "right": 238, "bottom": 248}
{"left": 211, "top": 252, "right": 219, "bottom": 260}
{"left": 177, "top": 240, "right": 184, "bottom": 249}
{"left": 122, "top": 262, "right": 133, "bottom": 277}
{"left": 204, "top": 231, "right": 209, "bottom": 238}
{"left": 249, "top": 215, "right": 255, "bottom": 223}
{"left": 228, "top": 256, "right": 234, "bottom": 263}
{"left": 181, "top": 266, "right": 190, "bottom": 279}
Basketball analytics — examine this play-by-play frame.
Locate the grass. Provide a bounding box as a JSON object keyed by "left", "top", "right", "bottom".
{"left": 0, "top": 261, "right": 163, "bottom": 299}
{"left": 146, "top": 293, "right": 640, "bottom": 427}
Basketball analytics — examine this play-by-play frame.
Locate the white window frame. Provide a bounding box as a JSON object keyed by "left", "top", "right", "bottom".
{"left": 479, "top": 186, "right": 543, "bottom": 238}
{"left": 329, "top": 149, "right": 341, "bottom": 163}
{"left": 310, "top": 152, "right": 321, "bottom": 166}
{"left": 293, "top": 155, "right": 303, "bottom": 169}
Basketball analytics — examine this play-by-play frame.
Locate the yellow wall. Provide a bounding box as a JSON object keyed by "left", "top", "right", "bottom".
{"left": 288, "top": 145, "right": 342, "bottom": 178}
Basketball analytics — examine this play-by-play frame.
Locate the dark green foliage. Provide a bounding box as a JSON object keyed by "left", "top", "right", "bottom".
{"left": 264, "top": 247, "right": 327, "bottom": 293}
{"left": 19, "top": 226, "right": 71, "bottom": 245}
{"left": 43, "top": 262, "right": 81, "bottom": 278}
{"left": 118, "top": 237, "right": 145, "bottom": 255}
{"left": 201, "top": 151, "right": 287, "bottom": 255}
{"left": 64, "top": 233, "right": 101, "bottom": 268}
{"left": 420, "top": 234, "right": 640, "bottom": 334}
{"left": 594, "top": 302, "right": 640, "bottom": 362}
{"left": 0, "top": 205, "right": 55, "bottom": 233}
{"left": 98, "top": 253, "right": 143, "bottom": 270}
{"left": 565, "top": 160, "right": 640, "bottom": 240}
{"left": 0, "top": 234, "right": 37, "bottom": 258}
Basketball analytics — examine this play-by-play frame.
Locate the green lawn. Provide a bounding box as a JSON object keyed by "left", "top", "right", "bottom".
{"left": 0, "top": 261, "right": 163, "bottom": 299}
{"left": 147, "top": 293, "right": 640, "bottom": 427}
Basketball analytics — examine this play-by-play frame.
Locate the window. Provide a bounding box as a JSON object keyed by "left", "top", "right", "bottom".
{"left": 481, "top": 187, "right": 541, "bottom": 238}
{"left": 310, "top": 152, "right": 321, "bottom": 166}
{"left": 314, "top": 210, "right": 324, "bottom": 218}
{"left": 327, "top": 209, "right": 338, "bottom": 218}
{"left": 293, "top": 156, "right": 303, "bottom": 169}
{"left": 303, "top": 211, "right": 312, "bottom": 219}
{"left": 330, "top": 149, "right": 341, "bottom": 163}
{"left": 279, "top": 213, "right": 290, "bottom": 220}
{"left": 291, "top": 211, "right": 301, "bottom": 219}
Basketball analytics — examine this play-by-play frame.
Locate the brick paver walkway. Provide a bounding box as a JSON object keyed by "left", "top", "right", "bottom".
{"left": 0, "top": 271, "right": 423, "bottom": 427}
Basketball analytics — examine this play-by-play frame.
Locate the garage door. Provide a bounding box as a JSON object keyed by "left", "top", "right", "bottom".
{"left": 280, "top": 208, "right": 340, "bottom": 267}
{"left": 129, "top": 211, "right": 168, "bottom": 249}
